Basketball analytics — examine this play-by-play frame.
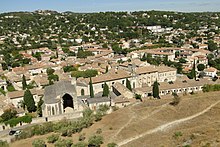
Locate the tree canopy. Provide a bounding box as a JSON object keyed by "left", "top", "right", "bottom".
{"left": 23, "top": 89, "right": 36, "bottom": 112}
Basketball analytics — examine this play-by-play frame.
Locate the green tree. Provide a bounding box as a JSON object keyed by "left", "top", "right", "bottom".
{"left": 170, "top": 92, "right": 180, "bottom": 106}
{"left": 32, "top": 139, "right": 46, "bottom": 147}
{"left": 188, "top": 60, "right": 196, "bottom": 80}
{"left": 47, "top": 134, "right": 59, "bottom": 143}
{"left": 23, "top": 89, "right": 36, "bottom": 112}
{"left": 102, "top": 82, "right": 109, "bottom": 97}
{"left": 1, "top": 109, "right": 17, "bottom": 122}
{"left": 126, "top": 78, "right": 132, "bottom": 91}
{"left": 72, "top": 142, "right": 87, "bottom": 147}
{"left": 107, "top": 142, "right": 118, "bottom": 147}
{"left": 37, "top": 97, "right": 44, "bottom": 117}
{"left": 0, "top": 140, "right": 9, "bottom": 147}
{"left": 88, "top": 135, "right": 103, "bottom": 147}
{"left": 208, "top": 40, "right": 218, "bottom": 51}
{"left": 135, "top": 94, "right": 142, "bottom": 101}
{"left": 46, "top": 68, "right": 55, "bottom": 75}
{"left": 54, "top": 139, "right": 72, "bottom": 147}
{"left": 192, "top": 60, "right": 196, "bottom": 80}
{"left": 197, "top": 64, "right": 205, "bottom": 71}
{"left": 22, "top": 74, "right": 27, "bottom": 90}
{"left": 179, "top": 58, "right": 187, "bottom": 63}
{"left": 152, "top": 81, "right": 160, "bottom": 99}
{"left": 105, "top": 65, "right": 108, "bottom": 73}
{"left": 89, "top": 77, "right": 94, "bottom": 98}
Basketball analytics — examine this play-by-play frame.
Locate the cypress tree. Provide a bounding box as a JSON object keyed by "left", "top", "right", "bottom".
{"left": 126, "top": 78, "right": 132, "bottom": 91}
{"left": 102, "top": 82, "right": 109, "bottom": 97}
{"left": 89, "top": 77, "right": 94, "bottom": 98}
{"left": 37, "top": 97, "right": 44, "bottom": 117}
{"left": 192, "top": 60, "right": 196, "bottom": 80}
{"left": 22, "top": 74, "right": 27, "bottom": 90}
{"left": 23, "top": 89, "right": 36, "bottom": 112}
{"left": 105, "top": 66, "right": 108, "bottom": 73}
{"left": 152, "top": 80, "right": 160, "bottom": 99}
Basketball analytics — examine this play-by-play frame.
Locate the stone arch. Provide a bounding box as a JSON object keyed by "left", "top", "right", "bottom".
{"left": 62, "top": 93, "right": 74, "bottom": 110}
{"left": 81, "top": 89, "right": 85, "bottom": 96}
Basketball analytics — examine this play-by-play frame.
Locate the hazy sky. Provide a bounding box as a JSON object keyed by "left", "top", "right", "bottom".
{"left": 1, "top": 0, "right": 220, "bottom": 13}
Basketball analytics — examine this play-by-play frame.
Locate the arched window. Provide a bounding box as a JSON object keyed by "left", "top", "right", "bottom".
{"left": 62, "top": 93, "right": 74, "bottom": 109}
{"left": 81, "top": 89, "right": 85, "bottom": 96}
{"left": 52, "top": 107, "right": 55, "bottom": 115}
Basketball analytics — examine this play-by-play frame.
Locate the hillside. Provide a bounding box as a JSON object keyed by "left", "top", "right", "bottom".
{"left": 11, "top": 91, "right": 220, "bottom": 147}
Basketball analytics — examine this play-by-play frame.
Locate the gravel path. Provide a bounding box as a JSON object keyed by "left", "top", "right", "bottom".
{"left": 118, "top": 100, "right": 220, "bottom": 146}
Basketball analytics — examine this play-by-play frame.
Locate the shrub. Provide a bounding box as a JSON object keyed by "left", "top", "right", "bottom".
{"left": 107, "top": 142, "right": 118, "bottom": 147}
{"left": 32, "top": 139, "right": 46, "bottom": 147}
{"left": 0, "top": 88, "right": 6, "bottom": 96}
{"left": 71, "top": 142, "right": 87, "bottom": 147}
{"left": 135, "top": 94, "right": 142, "bottom": 102}
{"left": 16, "top": 129, "right": 33, "bottom": 140}
{"left": 1, "top": 109, "right": 17, "bottom": 122}
{"left": 112, "top": 106, "right": 119, "bottom": 111}
{"left": 53, "top": 119, "right": 69, "bottom": 131}
{"left": 78, "top": 133, "right": 86, "bottom": 141}
{"left": 88, "top": 135, "right": 103, "bottom": 147}
{"left": 60, "top": 127, "right": 68, "bottom": 137}
{"left": 94, "top": 111, "right": 102, "bottom": 122}
{"left": 55, "top": 139, "right": 73, "bottom": 147}
{"left": 173, "top": 131, "right": 183, "bottom": 139}
{"left": 83, "top": 109, "right": 93, "bottom": 118}
{"left": 7, "top": 84, "right": 15, "bottom": 92}
{"left": 97, "top": 104, "right": 109, "bottom": 115}
{"left": 0, "top": 140, "right": 9, "bottom": 147}
{"left": 170, "top": 92, "right": 180, "bottom": 106}
{"left": 47, "top": 134, "right": 59, "bottom": 143}
{"left": 96, "top": 128, "right": 102, "bottom": 134}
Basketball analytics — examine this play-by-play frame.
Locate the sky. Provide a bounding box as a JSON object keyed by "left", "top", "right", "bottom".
{"left": 0, "top": 0, "right": 220, "bottom": 13}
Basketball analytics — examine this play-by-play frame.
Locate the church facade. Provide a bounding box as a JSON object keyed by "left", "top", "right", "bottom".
{"left": 42, "top": 79, "right": 84, "bottom": 117}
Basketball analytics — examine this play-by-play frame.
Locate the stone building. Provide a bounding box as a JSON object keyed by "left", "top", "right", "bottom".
{"left": 42, "top": 79, "right": 84, "bottom": 117}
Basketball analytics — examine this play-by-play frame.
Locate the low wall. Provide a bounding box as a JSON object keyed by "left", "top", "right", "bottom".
{"left": 0, "top": 111, "right": 83, "bottom": 132}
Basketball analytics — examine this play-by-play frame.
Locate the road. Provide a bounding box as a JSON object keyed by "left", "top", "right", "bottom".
{"left": 0, "top": 123, "right": 35, "bottom": 143}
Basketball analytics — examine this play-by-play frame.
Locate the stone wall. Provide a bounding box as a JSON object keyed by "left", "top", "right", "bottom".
{"left": 0, "top": 111, "right": 83, "bottom": 132}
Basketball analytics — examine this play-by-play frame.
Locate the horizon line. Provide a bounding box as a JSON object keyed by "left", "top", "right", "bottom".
{"left": 1, "top": 9, "right": 220, "bottom": 14}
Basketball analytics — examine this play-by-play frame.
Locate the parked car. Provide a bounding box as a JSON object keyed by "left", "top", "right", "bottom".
{"left": 14, "top": 130, "right": 21, "bottom": 136}
{"left": 9, "top": 130, "right": 21, "bottom": 136}
{"left": 9, "top": 130, "right": 16, "bottom": 136}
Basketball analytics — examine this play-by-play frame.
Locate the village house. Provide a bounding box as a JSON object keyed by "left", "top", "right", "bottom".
{"left": 134, "top": 78, "right": 216, "bottom": 98}
{"left": 129, "top": 49, "right": 175, "bottom": 61}
{"left": 134, "top": 65, "right": 177, "bottom": 87}
{"left": 77, "top": 68, "right": 134, "bottom": 96}
{"left": 7, "top": 89, "right": 44, "bottom": 108}
{"left": 204, "top": 67, "right": 218, "bottom": 77}
{"left": 87, "top": 97, "right": 111, "bottom": 111}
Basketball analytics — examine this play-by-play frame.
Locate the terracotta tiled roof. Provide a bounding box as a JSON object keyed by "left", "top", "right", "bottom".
{"left": 84, "top": 69, "right": 131, "bottom": 84}
{"left": 204, "top": 67, "right": 217, "bottom": 72}
{"left": 7, "top": 89, "right": 44, "bottom": 99}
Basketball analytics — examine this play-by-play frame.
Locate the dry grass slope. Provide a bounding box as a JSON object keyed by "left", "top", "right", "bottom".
{"left": 11, "top": 91, "right": 220, "bottom": 147}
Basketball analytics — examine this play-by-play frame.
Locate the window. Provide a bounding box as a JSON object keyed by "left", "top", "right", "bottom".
{"left": 102, "top": 84, "right": 104, "bottom": 88}
{"left": 122, "top": 80, "right": 125, "bottom": 84}
{"left": 81, "top": 89, "right": 85, "bottom": 96}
